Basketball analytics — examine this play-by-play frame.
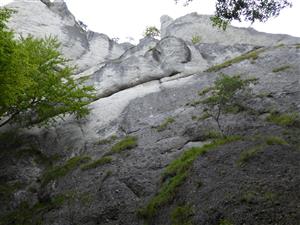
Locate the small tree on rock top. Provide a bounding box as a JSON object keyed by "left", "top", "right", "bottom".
{"left": 143, "top": 26, "right": 160, "bottom": 38}
{"left": 199, "top": 74, "right": 258, "bottom": 135}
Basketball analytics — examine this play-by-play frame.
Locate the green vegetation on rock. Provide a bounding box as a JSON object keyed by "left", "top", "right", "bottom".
{"left": 176, "top": 0, "right": 292, "bottom": 30}
{"left": 138, "top": 136, "right": 241, "bottom": 221}
{"left": 0, "top": 182, "right": 23, "bottom": 202}
{"left": 41, "top": 155, "right": 91, "bottom": 186}
{"left": 237, "top": 145, "right": 264, "bottom": 167}
{"left": 191, "top": 35, "right": 201, "bottom": 44}
{"left": 109, "top": 136, "right": 138, "bottom": 154}
{"left": 205, "top": 48, "right": 264, "bottom": 72}
{"left": 170, "top": 205, "right": 194, "bottom": 225}
{"left": 0, "top": 194, "right": 66, "bottom": 225}
{"left": 265, "top": 136, "right": 288, "bottom": 146}
{"left": 96, "top": 135, "right": 118, "bottom": 145}
{"left": 80, "top": 156, "right": 112, "bottom": 171}
{"left": 219, "top": 219, "right": 233, "bottom": 225}
{"left": 267, "top": 112, "right": 300, "bottom": 127}
{"left": 272, "top": 65, "right": 291, "bottom": 73}
{"left": 155, "top": 117, "right": 175, "bottom": 132}
{"left": 143, "top": 26, "right": 160, "bottom": 38}
{"left": 199, "top": 74, "right": 257, "bottom": 135}
{"left": 0, "top": 8, "right": 95, "bottom": 128}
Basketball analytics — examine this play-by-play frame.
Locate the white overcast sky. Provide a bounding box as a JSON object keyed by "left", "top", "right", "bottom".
{"left": 2, "top": 0, "right": 300, "bottom": 43}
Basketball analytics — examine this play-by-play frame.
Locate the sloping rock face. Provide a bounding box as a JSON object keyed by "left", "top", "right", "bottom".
{"left": 1, "top": 1, "right": 300, "bottom": 225}
{"left": 160, "top": 13, "right": 300, "bottom": 46}
{"left": 7, "top": 0, "right": 130, "bottom": 72}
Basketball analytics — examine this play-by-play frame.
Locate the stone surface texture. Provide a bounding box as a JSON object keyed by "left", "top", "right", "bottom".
{"left": 1, "top": 1, "right": 300, "bottom": 225}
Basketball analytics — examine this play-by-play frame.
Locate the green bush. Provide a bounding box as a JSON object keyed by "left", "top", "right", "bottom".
{"left": 0, "top": 8, "right": 95, "bottom": 128}
{"left": 199, "top": 74, "right": 257, "bottom": 135}
{"left": 143, "top": 26, "right": 160, "bottom": 38}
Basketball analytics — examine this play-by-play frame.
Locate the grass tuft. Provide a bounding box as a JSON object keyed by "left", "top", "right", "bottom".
{"left": 266, "top": 112, "right": 300, "bottom": 127}
{"left": 266, "top": 136, "right": 288, "bottom": 146}
{"left": 109, "top": 136, "right": 138, "bottom": 154}
{"left": 205, "top": 48, "right": 264, "bottom": 72}
{"left": 41, "top": 155, "right": 91, "bottom": 186}
{"left": 219, "top": 219, "right": 234, "bottom": 225}
{"left": 155, "top": 117, "right": 175, "bottom": 132}
{"left": 80, "top": 156, "right": 112, "bottom": 171}
{"left": 0, "top": 194, "right": 66, "bottom": 225}
{"left": 272, "top": 65, "right": 291, "bottom": 73}
{"left": 138, "top": 136, "right": 241, "bottom": 221}
{"left": 170, "top": 205, "right": 194, "bottom": 225}
{"left": 96, "top": 135, "right": 117, "bottom": 145}
{"left": 237, "top": 145, "right": 263, "bottom": 167}
{"left": 0, "top": 182, "right": 23, "bottom": 202}
{"left": 191, "top": 35, "right": 201, "bottom": 44}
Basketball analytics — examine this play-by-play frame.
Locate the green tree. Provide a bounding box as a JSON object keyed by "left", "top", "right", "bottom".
{"left": 175, "top": 0, "right": 292, "bottom": 30}
{"left": 0, "top": 8, "right": 95, "bottom": 128}
{"left": 199, "top": 74, "right": 257, "bottom": 135}
{"left": 143, "top": 26, "right": 160, "bottom": 38}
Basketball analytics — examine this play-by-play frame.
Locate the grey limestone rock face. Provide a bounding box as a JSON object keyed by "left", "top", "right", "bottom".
{"left": 90, "top": 36, "right": 202, "bottom": 98}
{"left": 7, "top": 0, "right": 127, "bottom": 72}
{"left": 154, "top": 36, "right": 191, "bottom": 74}
{"left": 32, "top": 44, "right": 299, "bottom": 225}
{"left": 160, "top": 13, "right": 300, "bottom": 46}
{"left": 120, "top": 37, "right": 158, "bottom": 60}
{"left": 1, "top": 1, "right": 300, "bottom": 225}
{"left": 160, "top": 15, "right": 174, "bottom": 37}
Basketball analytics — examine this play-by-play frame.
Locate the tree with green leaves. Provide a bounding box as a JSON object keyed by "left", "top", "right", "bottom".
{"left": 175, "top": 0, "right": 292, "bottom": 30}
{"left": 199, "top": 74, "right": 257, "bottom": 135}
{"left": 0, "top": 8, "right": 95, "bottom": 128}
{"left": 143, "top": 26, "right": 160, "bottom": 38}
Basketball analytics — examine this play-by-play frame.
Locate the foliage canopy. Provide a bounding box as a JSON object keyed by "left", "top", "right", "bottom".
{"left": 143, "top": 26, "right": 160, "bottom": 38}
{"left": 175, "top": 0, "right": 292, "bottom": 30}
{"left": 0, "top": 8, "right": 95, "bottom": 128}
{"left": 199, "top": 74, "right": 257, "bottom": 134}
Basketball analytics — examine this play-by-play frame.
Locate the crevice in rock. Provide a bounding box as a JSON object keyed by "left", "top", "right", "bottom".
{"left": 120, "top": 179, "right": 141, "bottom": 199}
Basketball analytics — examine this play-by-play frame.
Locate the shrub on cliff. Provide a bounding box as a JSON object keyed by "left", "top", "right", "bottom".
{"left": 0, "top": 8, "right": 95, "bottom": 128}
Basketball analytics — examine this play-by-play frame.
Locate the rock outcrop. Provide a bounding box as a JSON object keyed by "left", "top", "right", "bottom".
{"left": 160, "top": 13, "right": 300, "bottom": 46}
{"left": 7, "top": 0, "right": 130, "bottom": 72}
{"left": 1, "top": 1, "right": 300, "bottom": 225}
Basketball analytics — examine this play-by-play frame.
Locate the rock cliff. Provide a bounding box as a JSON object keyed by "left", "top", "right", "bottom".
{"left": 0, "top": 1, "right": 299, "bottom": 225}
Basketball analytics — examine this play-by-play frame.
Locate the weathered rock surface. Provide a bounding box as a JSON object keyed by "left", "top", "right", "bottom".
{"left": 161, "top": 13, "right": 300, "bottom": 46}
{"left": 1, "top": 1, "right": 300, "bottom": 225}
{"left": 7, "top": 0, "right": 129, "bottom": 72}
